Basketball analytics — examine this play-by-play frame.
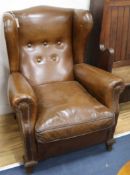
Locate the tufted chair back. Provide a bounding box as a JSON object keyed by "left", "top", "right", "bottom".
{"left": 4, "top": 6, "right": 93, "bottom": 86}
{"left": 3, "top": 6, "right": 125, "bottom": 173}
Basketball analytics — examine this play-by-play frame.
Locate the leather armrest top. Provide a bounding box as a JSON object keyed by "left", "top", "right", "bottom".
{"left": 74, "top": 63, "right": 125, "bottom": 112}
{"left": 3, "top": 13, "right": 19, "bottom": 72}
{"left": 8, "top": 72, "right": 37, "bottom": 108}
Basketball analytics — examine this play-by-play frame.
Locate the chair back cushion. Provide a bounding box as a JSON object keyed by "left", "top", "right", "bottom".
{"left": 4, "top": 6, "right": 93, "bottom": 86}
{"left": 14, "top": 6, "right": 74, "bottom": 85}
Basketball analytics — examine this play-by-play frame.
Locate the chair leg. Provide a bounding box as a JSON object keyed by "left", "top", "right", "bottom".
{"left": 13, "top": 113, "right": 17, "bottom": 120}
{"left": 105, "top": 138, "right": 115, "bottom": 151}
{"left": 23, "top": 156, "right": 37, "bottom": 174}
{"left": 25, "top": 161, "right": 37, "bottom": 174}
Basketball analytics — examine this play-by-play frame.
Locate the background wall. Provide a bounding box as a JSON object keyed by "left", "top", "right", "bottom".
{"left": 0, "top": 0, "right": 90, "bottom": 115}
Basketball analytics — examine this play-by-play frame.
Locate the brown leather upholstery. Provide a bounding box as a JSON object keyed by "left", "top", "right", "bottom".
{"left": 3, "top": 6, "right": 124, "bottom": 173}
{"left": 34, "top": 81, "right": 114, "bottom": 143}
{"left": 8, "top": 7, "right": 74, "bottom": 85}
{"left": 74, "top": 63, "right": 124, "bottom": 113}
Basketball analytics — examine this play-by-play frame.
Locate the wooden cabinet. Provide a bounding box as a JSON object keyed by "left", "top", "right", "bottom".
{"left": 90, "top": 0, "right": 130, "bottom": 102}
{"left": 100, "top": 0, "right": 130, "bottom": 102}
{"left": 100, "top": 0, "right": 130, "bottom": 68}
{"left": 88, "top": 0, "right": 105, "bottom": 66}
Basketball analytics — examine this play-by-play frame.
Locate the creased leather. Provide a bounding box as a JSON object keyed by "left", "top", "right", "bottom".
{"left": 74, "top": 63, "right": 125, "bottom": 113}
{"left": 13, "top": 6, "right": 74, "bottom": 86}
{"left": 3, "top": 5, "right": 125, "bottom": 169}
{"left": 34, "top": 81, "right": 115, "bottom": 143}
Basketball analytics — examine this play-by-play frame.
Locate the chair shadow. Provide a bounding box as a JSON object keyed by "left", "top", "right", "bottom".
{"left": 30, "top": 143, "right": 108, "bottom": 174}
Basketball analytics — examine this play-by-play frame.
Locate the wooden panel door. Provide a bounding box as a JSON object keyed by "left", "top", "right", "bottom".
{"left": 88, "top": 0, "right": 105, "bottom": 66}
{"left": 100, "top": 0, "right": 130, "bottom": 68}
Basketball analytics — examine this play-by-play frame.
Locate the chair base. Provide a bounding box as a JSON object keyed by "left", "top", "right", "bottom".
{"left": 23, "top": 141, "right": 116, "bottom": 174}
{"left": 23, "top": 129, "right": 115, "bottom": 173}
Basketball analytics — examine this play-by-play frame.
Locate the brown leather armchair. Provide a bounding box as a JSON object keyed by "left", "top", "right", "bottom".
{"left": 3, "top": 6, "right": 124, "bottom": 173}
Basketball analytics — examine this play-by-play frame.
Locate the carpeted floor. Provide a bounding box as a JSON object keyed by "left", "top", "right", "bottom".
{"left": 1, "top": 134, "right": 130, "bottom": 175}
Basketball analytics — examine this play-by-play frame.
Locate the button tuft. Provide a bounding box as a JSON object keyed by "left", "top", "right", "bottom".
{"left": 51, "top": 56, "right": 57, "bottom": 61}
{"left": 43, "top": 41, "right": 48, "bottom": 46}
{"left": 57, "top": 41, "right": 61, "bottom": 45}
{"left": 27, "top": 43, "right": 32, "bottom": 48}
{"left": 36, "top": 57, "right": 42, "bottom": 63}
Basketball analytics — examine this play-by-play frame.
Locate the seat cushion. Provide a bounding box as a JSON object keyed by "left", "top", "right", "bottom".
{"left": 34, "top": 81, "right": 115, "bottom": 143}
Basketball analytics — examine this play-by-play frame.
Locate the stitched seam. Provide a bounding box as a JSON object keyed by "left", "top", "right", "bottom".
{"left": 36, "top": 115, "right": 114, "bottom": 133}
{"left": 36, "top": 124, "right": 115, "bottom": 143}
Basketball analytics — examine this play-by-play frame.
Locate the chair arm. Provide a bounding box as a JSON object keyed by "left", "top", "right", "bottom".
{"left": 74, "top": 63, "right": 124, "bottom": 113}
{"left": 8, "top": 72, "right": 37, "bottom": 108}
{"left": 8, "top": 72, "right": 38, "bottom": 161}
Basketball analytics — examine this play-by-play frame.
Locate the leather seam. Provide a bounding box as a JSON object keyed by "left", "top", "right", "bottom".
{"left": 36, "top": 115, "right": 115, "bottom": 134}
{"left": 36, "top": 124, "right": 114, "bottom": 143}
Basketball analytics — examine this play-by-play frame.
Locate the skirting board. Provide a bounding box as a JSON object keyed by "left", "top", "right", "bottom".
{"left": 0, "top": 105, "right": 12, "bottom": 115}
{"left": 0, "top": 162, "right": 23, "bottom": 172}
{"left": 114, "top": 131, "right": 130, "bottom": 138}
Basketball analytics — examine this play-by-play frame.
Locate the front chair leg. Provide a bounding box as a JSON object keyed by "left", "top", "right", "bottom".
{"left": 105, "top": 138, "right": 115, "bottom": 151}
{"left": 23, "top": 156, "right": 37, "bottom": 174}
{"left": 17, "top": 102, "right": 38, "bottom": 173}
{"left": 24, "top": 161, "right": 37, "bottom": 174}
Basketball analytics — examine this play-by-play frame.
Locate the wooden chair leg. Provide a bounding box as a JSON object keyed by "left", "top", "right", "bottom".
{"left": 25, "top": 161, "right": 37, "bottom": 174}
{"left": 13, "top": 113, "right": 17, "bottom": 120}
{"left": 23, "top": 156, "right": 37, "bottom": 174}
{"left": 105, "top": 138, "right": 115, "bottom": 151}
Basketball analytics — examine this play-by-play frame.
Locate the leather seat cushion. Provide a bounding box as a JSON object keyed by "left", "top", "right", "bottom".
{"left": 34, "top": 81, "right": 115, "bottom": 143}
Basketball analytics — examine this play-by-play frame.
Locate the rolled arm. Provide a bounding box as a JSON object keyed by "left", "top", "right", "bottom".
{"left": 8, "top": 72, "right": 38, "bottom": 161}
{"left": 74, "top": 63, "right": 124, "bottom": 113}
{"left": 8, "top": 72, "right": 37, "bottom": 108}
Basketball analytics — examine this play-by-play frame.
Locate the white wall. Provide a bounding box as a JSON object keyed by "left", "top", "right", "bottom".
{"left": 0, "top": 0, "right": 90, "bottom": 115}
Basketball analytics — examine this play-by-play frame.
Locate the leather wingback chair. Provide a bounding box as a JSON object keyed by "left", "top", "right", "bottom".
{"left": 3, "top": 6, "right": 124, "bottom": 173}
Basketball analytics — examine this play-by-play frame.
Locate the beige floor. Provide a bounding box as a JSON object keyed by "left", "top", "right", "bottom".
{"left": 0, "top": 114, "right": 23, "bottom": 167}
{"left": 112, "top": 66, "right": 130, "bottom": 85}
{"left": 0, "top": 102, "right": 130, "bottom": 168}
{"left": 115, "top": 102, "right": 130, "bottom": 135}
